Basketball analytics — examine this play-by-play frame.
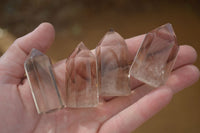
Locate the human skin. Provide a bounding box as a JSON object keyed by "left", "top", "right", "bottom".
{"left": 0, "top": 23, "right": 199, "bottom": 133}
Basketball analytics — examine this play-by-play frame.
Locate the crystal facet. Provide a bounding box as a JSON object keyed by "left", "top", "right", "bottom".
{"left": 24, "top": 48, "right": 64, "bottom": 114}
{"left": 129, "top": 23, "right": 179, "bottom": 87}
{"left": 96, "top": 30, "right": 131, "bottom": 96}
{"left": 65, "top": 42, "right": 98, "bottom": 108}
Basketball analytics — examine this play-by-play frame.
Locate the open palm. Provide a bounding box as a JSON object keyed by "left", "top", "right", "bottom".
{"left": 0, "top": 23, "right": 199, "bottom": 133}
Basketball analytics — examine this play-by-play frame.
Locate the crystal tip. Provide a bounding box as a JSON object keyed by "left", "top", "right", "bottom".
{"left": 108, "top": 28, "right": 115, "bottom": 32}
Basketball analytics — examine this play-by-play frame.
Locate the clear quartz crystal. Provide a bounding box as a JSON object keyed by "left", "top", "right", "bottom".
{"left": 96, "top": 30, "right": 131, "bottom": 96}
{"left": 129, "top": 23, "right": 179, "bottom": 87}
{"left": 65, "top": 42, "right": 98, "bottom": 108}
{"left": 24, "top": 48, "right": 64, "bottom": 114}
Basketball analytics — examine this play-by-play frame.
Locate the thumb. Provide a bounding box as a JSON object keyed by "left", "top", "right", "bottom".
{"left": 0, "top": 22, "right": 55, "bottom": 84}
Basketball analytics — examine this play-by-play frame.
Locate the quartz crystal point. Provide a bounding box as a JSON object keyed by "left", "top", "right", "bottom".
{"left": 24, "top": 48, "right": 64, "bottom": 114}
{"left": 129, "top": 23, "right": 179, "bottom": 87}
{"left": 96, "top": 30, "right": 131, "bottom": 96}
{"left": 65, "top": 42, "right": 98, "bottom": 107}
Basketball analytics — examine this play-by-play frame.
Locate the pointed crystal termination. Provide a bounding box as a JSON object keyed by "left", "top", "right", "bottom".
{"left": 129, "top": 23, "right": 179, "bottom": 87}
{"left": 24, "top": 48, "right": 64, "bottom": 114}
{"left": 66, "top": 42, "right": 98, "bottom": 108}
{"left": 96, "top": 30, "right": 131, "bottom": 96}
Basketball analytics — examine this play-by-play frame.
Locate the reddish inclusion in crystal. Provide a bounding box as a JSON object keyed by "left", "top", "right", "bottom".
{"left": 96, "top": 30, "right": 131, "bottom": 96}
{"left": 65, "top": 42, "right": 98, "bottom": 107}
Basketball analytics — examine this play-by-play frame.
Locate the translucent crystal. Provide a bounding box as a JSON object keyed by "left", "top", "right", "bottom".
{"left": 96, "top": 30, "right": 131, "bottom": 96}
{"left": 65, "top": 42, "right": 98, "bottom": 107}
{"left": 24, "top": 48, "right": 64, "bottom": 114}
{"left": 129, "top": 23, "right": 179, "bottom": 87}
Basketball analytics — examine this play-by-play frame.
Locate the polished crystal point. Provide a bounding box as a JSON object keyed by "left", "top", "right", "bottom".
{"left": 129, "top": 23, "right": 179, "bottom": 87}
{"left": 24, "top": 48, "right": 64, "bottom": 114}
{"left": 65, "top": 42, "right": 98, "bottom": 108}
{"left": 96, "top": 30, "right": 131, "bottom": 96}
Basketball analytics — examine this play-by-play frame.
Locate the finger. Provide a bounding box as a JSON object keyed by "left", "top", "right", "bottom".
{"left": 166, "top": 65, "right": 200, "bottom": 93}
{"left": 126, "top": 34, "right": 145, "bottom": 60}
{"left": 98, "top": 84, "right": 153, "bottom": 118}
{"left": 54, "top": 60, "right": 66, "bottom": 90}
{"left": 0, "top": 23, "right": 55, "bottom": 84}
{"left": 99, "top": 64, "right": 199, "bottom": 124}
{"left": 173, "top": 45, "right": 197, "bottom": 69}
{"left": 99, "top": 86, "right": 173, "bottom": 133}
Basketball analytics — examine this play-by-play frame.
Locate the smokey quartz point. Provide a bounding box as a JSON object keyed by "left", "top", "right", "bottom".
{"left": 96, "top": 30, "right": 131, "bottom": 96}
{"left": 129, "top": 23, "right": 179, "bottom": 87}
{"left": 24, "top": 48, "right": 64, "bottom": 114}
{"left": 65, "top": 42, "right": 98, "bottom": 108}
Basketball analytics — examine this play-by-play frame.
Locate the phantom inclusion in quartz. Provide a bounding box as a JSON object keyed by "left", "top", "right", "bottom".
{"left": 24, "top": 48, "right": 64, "bottom": 114}
{"left": 96, "top": 30, "right": 131, "bottom": 96}
{"left": 65, "top": 42, "right": 98, "bottom": 108}
{"left": 129, "top": 23, "right": 179, "bottom": 87}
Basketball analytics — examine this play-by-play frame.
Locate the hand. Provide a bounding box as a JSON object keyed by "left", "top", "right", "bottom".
{"left": 0, "top": 23, "right": 199, "bottom": 133}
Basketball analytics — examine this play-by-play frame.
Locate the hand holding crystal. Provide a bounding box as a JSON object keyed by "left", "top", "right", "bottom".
{"left": 0, "top": 23, "right": 199, "bottom": 133}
